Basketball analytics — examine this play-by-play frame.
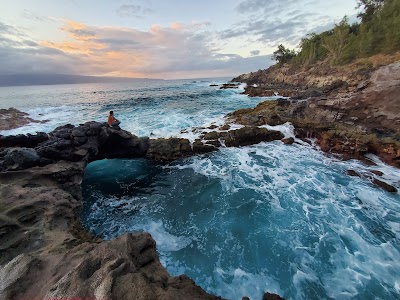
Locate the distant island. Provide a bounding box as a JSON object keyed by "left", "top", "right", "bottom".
{"left": 0, "top": 73, "right": 162, "bottom": 87}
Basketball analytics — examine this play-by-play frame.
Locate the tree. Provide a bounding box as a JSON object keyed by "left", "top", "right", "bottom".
{"left": 357, "top": 0, "right": 385, "bottom": 21}
{"left": 293, "top": 33, "right": 328, "bottom": 66}
{"left": 272, "top": 44, "right": 296, "bottom": 65}
{"left": 322, "top": 17, "right": 351, "bottom": 64}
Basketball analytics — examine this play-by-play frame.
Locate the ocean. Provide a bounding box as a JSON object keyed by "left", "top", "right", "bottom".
{"left": 1, "top": 79, "right": 400, "bottom": 300}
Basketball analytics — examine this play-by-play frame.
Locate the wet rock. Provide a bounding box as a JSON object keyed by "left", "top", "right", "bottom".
{"left": 225, "top": 127, "right": 284, "bottom": 147}
{"left": 202, "top": 127, "right": 284, "bottom": 148}
{"left": 242, "top": 297, "right": 250, "bottom": 300}
{"left": 147, "top": 138, "right": 192, "bottom": 161}
{"left": 220, "top": 83, "right": 239, "bottom": 89}
{"left": 282, "top": 137, "right": 295, "bottom": 145}
{"left": 230, "top": 62, "right": 400, "bottom": 167}
{"left": 0, "top": 108, "right": 48, "bottom": 131}
{"left": 192, "top": 140, "right": 217, "bottom": 154}
{"left": 370, "top": 170, "right": 384, "bottom": 176}
{"left": 347, "top": 170, "right": 361, "bottom": 177}
{"left": 263, "top": 292, "right": 285, "bottom": 300}
{"left": 373, "top": 179, "right": 398, "bottom": 193}
{"left": 219, "top": 124, "right": 231, "bottom": 131}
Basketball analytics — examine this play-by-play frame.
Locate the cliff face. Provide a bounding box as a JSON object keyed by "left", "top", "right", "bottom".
{"left": 232, "top": 53, "right": 400, "bottom": 98}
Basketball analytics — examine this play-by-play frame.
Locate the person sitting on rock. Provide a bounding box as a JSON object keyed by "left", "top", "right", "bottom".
{"left": 108, "top": 111, "right": 121, "bottom": 127}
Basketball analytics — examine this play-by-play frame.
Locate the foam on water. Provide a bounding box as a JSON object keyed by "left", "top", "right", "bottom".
{"left": 82, "top": 142, "right": 400, "bottom": 300}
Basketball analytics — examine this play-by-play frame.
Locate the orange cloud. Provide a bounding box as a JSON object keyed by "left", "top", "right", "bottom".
{"left": 171, "top": 22, "right": 184, "bottom": 30}
{"left": 33, "top": 19, "right": 262, "bottom": 79}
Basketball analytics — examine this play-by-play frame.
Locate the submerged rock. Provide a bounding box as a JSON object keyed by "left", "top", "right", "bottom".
{"left": 372, "top": 179, "right": 398, "bottom": 193}
{"left": 370, "top": 170, "right": 384, "bottom": 176}
{"left": 281, "top": 137, "right": 295, "bottom": 145}
{"left": 347, "top": 170, "right": 361, "bottom": 177}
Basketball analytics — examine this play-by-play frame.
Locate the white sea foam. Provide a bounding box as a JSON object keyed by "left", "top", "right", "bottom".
{"left": 260, "top": 122, "right": 295, "bottom": 138}
{"left": 139, "top": 221, "right": 192, "bottom": 252}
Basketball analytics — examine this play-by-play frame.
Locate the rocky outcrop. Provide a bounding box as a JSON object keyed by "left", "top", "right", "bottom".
{"left": 0, "top": 108, "right": 48, "bottom": 131}
{"left": 228, "top": 62, "right": 400, "bottom": 169}
{"left": 201, "top": 127, "right": 284, "bottom": 147}
{"left": 1, "top": 121, "right": 284, "bottom": 169}
{"left": 233, "top": 54, "right": 400, "bottom": 100}
{"left": 0, "top": 121, "right": 285, "bottom": 300}
{"left": 0, "top": 161, "right": 222, "bottom": 300}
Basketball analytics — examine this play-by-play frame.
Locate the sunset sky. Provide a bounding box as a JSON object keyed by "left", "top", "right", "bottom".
{"left": 0, "top": 0, "right": 358, "bottom": 79}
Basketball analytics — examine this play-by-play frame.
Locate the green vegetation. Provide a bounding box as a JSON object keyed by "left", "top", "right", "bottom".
{"left": 274, "top": 0, "right": 400, "bottom": 66}
{"left": 272, "top": 44, "right": 297, "bottom": 65}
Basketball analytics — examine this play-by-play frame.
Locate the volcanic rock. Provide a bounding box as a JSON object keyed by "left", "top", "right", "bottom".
{"left": 0, "top": 108, "right": 48, "bottom": 131}
{"left": 347, "top": 170, "right": 361, "bottom": 177}
{"left": 372, "top": 179, "right": 398, "bottom": 193}
{"left": 282, "top": 137, "right": 295, "bottom": 145}
{"left": 228, "top": 62, "right": 400, "bottom": 168}
{"left": 263, "top": 292, "right": 285, "bottom": 300}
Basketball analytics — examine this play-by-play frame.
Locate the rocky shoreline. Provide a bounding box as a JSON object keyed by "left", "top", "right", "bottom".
{"left": 231, "top": 61, "right": 400, "bottom": 172}
{"left": 1, "top": 58, "right": 399, "bottom": 300}
{"left": 0, "top": 108, "right": 48, "bottom": 131}
{"left": 0, "top": 121, "right": 286, "bottom": 299}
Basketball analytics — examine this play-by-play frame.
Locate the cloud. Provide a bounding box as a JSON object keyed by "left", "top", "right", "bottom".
{"left": 250, "top": 50, "right": 260, "bottom": 56}
{"left": 0, "top": 20, "right": 270, "bottom": 79}
{"left": 22, "top": 9, "right": 47, "bottom": 22}
{"left": 116, "top": 4, "right": 153, "bottom": 18}
{"left": 222, "top": 0, "right": 351, "bottom": 48}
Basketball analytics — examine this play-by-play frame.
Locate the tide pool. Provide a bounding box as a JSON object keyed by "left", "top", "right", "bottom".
{"left": 82, "top": 141, "right": 400, "bottom": 300}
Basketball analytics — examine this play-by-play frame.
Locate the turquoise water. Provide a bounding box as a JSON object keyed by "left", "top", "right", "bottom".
{"left": 1, "top": 80, "right": 400, "bottom": 300}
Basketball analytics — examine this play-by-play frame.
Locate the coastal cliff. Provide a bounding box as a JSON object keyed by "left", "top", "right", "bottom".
{"left": 231, "top": 59, "right": 400, "bottom": 170}
{"left": 0, "top": 122, "right": 285, "bottom": 300}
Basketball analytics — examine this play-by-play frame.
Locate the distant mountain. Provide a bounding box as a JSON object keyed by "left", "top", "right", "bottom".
{"left": 0, "top": 74, "right": 162, "bottom": 87}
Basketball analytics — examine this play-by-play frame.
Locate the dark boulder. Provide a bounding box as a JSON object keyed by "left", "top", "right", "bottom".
{"left": 202, "top": 127, "right": 284, "bottom": 148}
{"left": 263, "top": 292, "right": 285, "bottom": 300}
{"left": 0, "top": 132, "right": 48, "bottom": 148}
{"left": 192, "top": 139, "right": 217, "bottom": 154}
{"left": 146, "top": 138, "right": 192, "bottom": 161}
{"left": 3, "top": 148, "right": 41, "bottom": 170}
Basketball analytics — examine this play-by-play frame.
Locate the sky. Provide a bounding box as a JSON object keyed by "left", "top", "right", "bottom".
{"left": 0, "top": 0, "right": 359, "bottom": 79}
